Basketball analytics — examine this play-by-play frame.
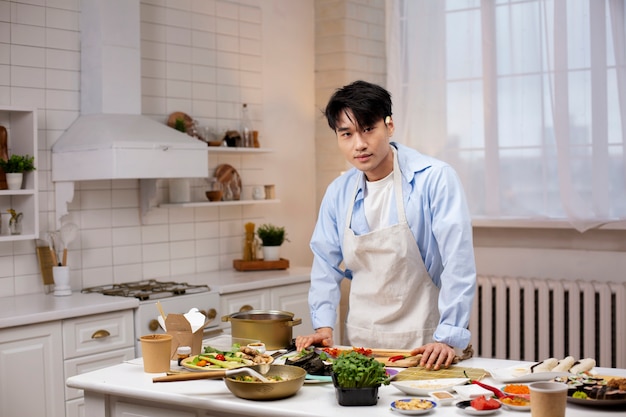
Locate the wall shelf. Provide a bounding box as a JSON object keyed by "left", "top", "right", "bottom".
{"left": 0, "top": 106, "right": 39, "bottom": 241}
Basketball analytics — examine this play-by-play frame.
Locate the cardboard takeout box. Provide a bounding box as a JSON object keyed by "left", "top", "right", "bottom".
{"left": 162, "top": 310, "right": 209, "bottom": 359}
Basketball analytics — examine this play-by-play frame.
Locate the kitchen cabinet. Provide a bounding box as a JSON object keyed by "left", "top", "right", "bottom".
{"left": 63, "top": 310, "right": 135, "bottom": 417}
{"left": 0, "top": 309, "right": 134, "bottom": 417}
{"left": 220, "top": 282, "right": 313, "bottom": 338}
{"left": 0, "top": 321, "right": 65, "bottom": 417}
{"left": 0, "top": 106, "right": 39, "bottom": 241}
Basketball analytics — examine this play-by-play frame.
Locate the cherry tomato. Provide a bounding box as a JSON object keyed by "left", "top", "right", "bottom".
{"left": 215, "top": 354, "right": 226, "bottom": 361}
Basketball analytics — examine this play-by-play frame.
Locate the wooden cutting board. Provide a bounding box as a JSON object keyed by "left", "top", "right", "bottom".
{"left": 393, "top": 365, "right": 488, "bottom": 381}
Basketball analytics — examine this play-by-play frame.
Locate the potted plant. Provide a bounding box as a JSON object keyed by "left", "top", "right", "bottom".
{"left": 0, "top": 154, "right": 35, "bottom": 190}
{"left": 7, "top": 209, "right": 23, "bottom": 235}
{"left": 331, "top": 351, "right": 390, "bottom": 406}
{"left": 256, "top": 223, "right": 288, "bottom": 261}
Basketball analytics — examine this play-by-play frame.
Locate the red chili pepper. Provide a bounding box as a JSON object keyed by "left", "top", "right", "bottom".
{"left": 464, "top": 371, "right": 505, "bottom": 398}
{"left": 388, "top": 355, "right": 406, "bottom": 362}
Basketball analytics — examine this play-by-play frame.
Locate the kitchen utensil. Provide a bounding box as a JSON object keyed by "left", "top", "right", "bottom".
{"left": 222, "top": 310, "right": 302, "bottom": 350}
{"left": 153, "top": 366, "right": 270, "bottom": 383}
{"left": 223, "top": 364, "right": 306, "bottom": 400}
{"left": 47, "top": 232, "right": 59, "bottom": 266}
{"left": 36, "top": 242, "right": 55, "bottom": 289}
{"left": 214, "top": 164, "right": 241, "bottom": 200}
{"left": 59, "top": 222, "right": 78, "bottom": 266}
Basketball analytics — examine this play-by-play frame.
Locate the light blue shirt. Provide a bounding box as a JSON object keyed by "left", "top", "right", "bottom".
{"left": 309, "top": 142, "right": 476, "bottom": 349}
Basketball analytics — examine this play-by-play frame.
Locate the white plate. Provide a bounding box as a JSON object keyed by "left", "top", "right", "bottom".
{"left": 390, "top": 399, "right": 437, "bottom": 415}
{"left": 488, "top": 364, "right": 569, "bottom": 383}
{"left": 456, "top": 400, "right": 502, "bottom": 415}
{"left": 453, "top": 384, "right": 494, "bottom": 399}
{"left": 391, "top": 378, "right": 468, "bottom": 396}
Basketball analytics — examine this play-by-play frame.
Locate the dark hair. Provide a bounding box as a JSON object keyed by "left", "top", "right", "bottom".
{"left": 324, "top": 80, "right": 392, "bottom": 131}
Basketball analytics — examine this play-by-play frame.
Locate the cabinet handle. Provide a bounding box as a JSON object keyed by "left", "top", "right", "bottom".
{"left": 239, "top": 304, "right": 254, "bottom": 312}
{"left": 149, "top": 319, "right": 160, "bottom": 331}
{"left": 200, "top": 308, "right": 217, "bottom": 322}
{"left": 91, "top": 329, "right": 111, "bottom": 339}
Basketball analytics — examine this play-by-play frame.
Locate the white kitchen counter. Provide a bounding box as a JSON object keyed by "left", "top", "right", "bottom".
{"left": 174, "top": 265, "right": 311, "bottom": 294}
{"left": 0, "top": 266, "right": 311, "bottom": 330}
{"left": 66, "top": 356, "right": 626, "bottom": 417}
{"left": 0, "top": 292, "right": 139, "bottom": 329}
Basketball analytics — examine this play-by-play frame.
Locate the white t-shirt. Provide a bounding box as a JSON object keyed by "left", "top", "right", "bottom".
{"left": 364, "top": 170, "right": 394, "bottom": 231}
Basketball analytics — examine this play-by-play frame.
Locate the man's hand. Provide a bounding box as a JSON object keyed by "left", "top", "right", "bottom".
{"left": 411, "top": 342, "right": 456, "bottom": 370}
{"left": 295, "top": 327, "right": 333, "bottom": 351}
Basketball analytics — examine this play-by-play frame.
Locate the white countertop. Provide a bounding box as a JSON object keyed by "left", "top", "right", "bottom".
{"left": 0, "top": 292, "right": 139, "bottom": 329}
{"left": 173, "top": 266, "right": 311, "bottom": 294}
{"left": 0, "top": 267, "right": 311, "bottom": 330}
{"left": 66, "top": 356, "right": 626, "bottom": 417}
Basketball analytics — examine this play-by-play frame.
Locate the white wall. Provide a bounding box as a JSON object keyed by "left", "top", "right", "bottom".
{"left": 0, "top": 0, "right": 316, "bottom": 296}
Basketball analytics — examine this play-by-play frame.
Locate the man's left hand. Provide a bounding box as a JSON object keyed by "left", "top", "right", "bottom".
{"left": 411, "top": 342, "right": 456, "bottom": 370}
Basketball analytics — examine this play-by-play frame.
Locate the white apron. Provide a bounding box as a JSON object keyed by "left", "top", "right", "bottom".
{"left": 343, "top": 147, "right": 440, "bottom": 349}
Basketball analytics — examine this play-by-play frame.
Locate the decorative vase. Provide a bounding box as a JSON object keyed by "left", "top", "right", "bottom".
{"left": 332, "top": 374, "right": 380, "bottom": 406}
{"left": 262, "top": 245, "right": 281, "bottom": 261}
{"left": 5, "top": 173, "right": 23, "bottom": 190}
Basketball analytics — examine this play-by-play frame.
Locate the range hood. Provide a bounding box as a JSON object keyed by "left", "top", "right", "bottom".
{"left": 52, "top": 0, "right": 207, "bottom": 226}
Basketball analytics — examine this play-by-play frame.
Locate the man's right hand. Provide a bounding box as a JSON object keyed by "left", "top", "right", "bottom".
{"left": 295, "top": 327, "right": 334, "bottom": 351}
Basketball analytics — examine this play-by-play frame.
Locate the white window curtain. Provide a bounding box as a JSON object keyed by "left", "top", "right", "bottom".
{"left": 386, "top": 0, "right": 626, "bottom": 232}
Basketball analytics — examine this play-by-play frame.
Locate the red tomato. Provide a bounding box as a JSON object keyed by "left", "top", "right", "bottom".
{"left": 215, "top": 354, "right": 226, "bottom": 361}
{"left": 352, "top": 347, "right": 372, "bottom": 356}
{"left": 470, "top": 396, "right": 500, "bottom": 410}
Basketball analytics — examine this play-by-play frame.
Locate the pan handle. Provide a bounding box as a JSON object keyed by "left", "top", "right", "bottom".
{"left": 286, "top": 318, "right": 302, "bottom": 327}
{"left": 153, "top": 370, "right": 227, "bottom": 382}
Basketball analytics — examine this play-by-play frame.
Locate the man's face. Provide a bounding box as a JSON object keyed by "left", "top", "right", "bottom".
{"left": 334, "top": 110, "right": 394, "bottom": 181}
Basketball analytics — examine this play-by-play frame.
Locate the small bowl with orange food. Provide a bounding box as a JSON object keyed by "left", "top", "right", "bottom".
{"left": 502, "top": 383, "right": 531, "bottom": 400}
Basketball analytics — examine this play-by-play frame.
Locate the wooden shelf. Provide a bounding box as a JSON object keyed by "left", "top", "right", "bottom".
{"left": 159, "top": 199, "right": 280, "bottom": 208}
{"left": 207, "top": 147, "right": 273, "bottom": 154}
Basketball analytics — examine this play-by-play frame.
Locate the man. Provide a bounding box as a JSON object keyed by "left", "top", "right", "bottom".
{"left": 295, "top": 80, "right": 476, "bottom": 370}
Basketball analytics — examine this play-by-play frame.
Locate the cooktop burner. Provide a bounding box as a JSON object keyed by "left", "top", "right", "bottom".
{"left": 82, "top": 279, "right": 211, "bottom": 301}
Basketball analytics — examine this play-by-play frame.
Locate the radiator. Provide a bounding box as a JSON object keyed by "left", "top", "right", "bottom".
{"left": 469, "top": 275, "right": 626, "bottom": 368}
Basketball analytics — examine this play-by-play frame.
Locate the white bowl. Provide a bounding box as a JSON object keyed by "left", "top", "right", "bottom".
{"left": 246, "top": 342, "right": 266, "bottom": 354}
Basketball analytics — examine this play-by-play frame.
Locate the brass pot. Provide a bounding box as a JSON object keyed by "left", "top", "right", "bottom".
{"left": 222, "top": 309, "right": 302, "bottom": 350}
{"left": 224, "top": 364, "right": 306, "bottom": 400}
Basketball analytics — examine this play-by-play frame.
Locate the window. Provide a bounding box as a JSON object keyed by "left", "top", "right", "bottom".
{"left": 387, "top": 0, "right": 626, "bottom": 231}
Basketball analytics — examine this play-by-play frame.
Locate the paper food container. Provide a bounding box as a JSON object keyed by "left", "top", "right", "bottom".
{"left": 158, "top": 308, "right": 210, "bottom": 358}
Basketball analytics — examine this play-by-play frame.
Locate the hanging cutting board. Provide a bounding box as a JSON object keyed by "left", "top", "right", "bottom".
{"left": 0, "top": 125, "right": 8, "bottom": 189}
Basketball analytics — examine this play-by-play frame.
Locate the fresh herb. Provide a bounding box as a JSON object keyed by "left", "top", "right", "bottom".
{"left": 256, "top": 223, "right": 289, "bottom": 246}
{"left": 332, "top": 351, "right": 389, "bottom": 388}
{"left": 0, "top": 154, "right": 35, "bottom": 173}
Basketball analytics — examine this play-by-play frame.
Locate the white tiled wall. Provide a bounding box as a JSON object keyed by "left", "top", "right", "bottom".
{"left": 0, "top": 0, "right": 306, "bottom": 297}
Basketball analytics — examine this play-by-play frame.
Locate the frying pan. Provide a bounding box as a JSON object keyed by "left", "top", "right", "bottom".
{"left": 154, "top": 364, "right": 306, "bottom": 400}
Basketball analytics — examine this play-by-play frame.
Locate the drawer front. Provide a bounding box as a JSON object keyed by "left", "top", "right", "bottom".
{"left": 64, "top": 347, "right": 135, "bottom": 400}
{"left": 63, "top": 310, "right": 134, "bottom": 358}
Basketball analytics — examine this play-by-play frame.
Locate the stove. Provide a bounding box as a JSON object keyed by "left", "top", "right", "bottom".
{"left": 82, "top": 279, "right": 221, "bottom": 356}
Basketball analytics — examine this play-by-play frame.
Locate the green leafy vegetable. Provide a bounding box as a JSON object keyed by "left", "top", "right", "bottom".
{"left": 331, "top": 351, "right": 389, "bottom": 388}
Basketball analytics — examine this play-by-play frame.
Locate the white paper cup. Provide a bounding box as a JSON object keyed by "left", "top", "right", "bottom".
{"left": 140, "top": 334, "right": 173, "bottom": 373}
{"left": 529, "top": 381, "right": 568, "bottom": 417}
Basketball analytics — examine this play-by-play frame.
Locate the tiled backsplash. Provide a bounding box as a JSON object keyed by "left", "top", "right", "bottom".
{"left": 0, "top": 0, "right": 272, "bottom": 296}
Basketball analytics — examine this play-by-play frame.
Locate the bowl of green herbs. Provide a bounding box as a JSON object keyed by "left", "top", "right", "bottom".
{"left": 331, "top": 350, "right": 390, "bottom": 406}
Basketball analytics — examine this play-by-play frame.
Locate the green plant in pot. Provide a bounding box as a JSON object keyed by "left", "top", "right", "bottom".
{"left": 0, "top": 154, "right": 35, "bottom": 190}
{"left": 331, "top": 350, "right": 390, "bottom": 406}
{"left": 256, "top": 223, "right": 288, "bottom": 261}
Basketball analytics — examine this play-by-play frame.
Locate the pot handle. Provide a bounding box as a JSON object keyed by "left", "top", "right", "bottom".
{"left": 286, "top": 318, "right": 302, "bottom": 327}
